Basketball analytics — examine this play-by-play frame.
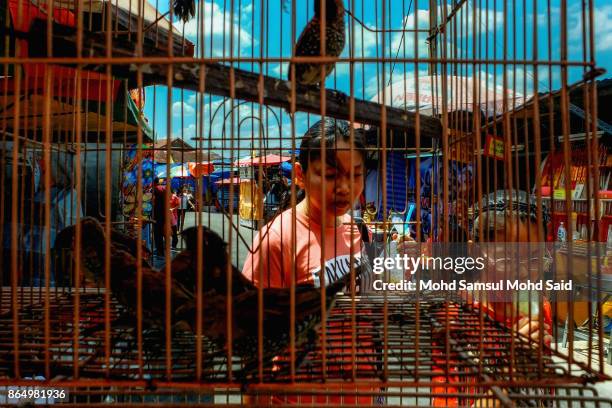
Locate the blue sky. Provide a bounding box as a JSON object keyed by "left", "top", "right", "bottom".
{"left": 142, "top": 0, "right": 612, "bottom": 156}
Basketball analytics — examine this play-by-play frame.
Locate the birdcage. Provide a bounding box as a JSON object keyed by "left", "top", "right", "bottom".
{"left": 0, "top": 0, "right": 611, "bottom": 406}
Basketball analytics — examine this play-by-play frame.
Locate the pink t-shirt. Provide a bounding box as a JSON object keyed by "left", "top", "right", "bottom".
{"left": 242, "top": 208, "right": 364, "bottom": 288}
{"left": 242, "top": 208, "right": 382, "bottom": 405}
{"left": 169, "top": 194, "right": 180, "bottom": 226}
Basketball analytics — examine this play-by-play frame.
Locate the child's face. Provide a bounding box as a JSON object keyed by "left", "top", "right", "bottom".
{"left": 299, "top": 139, "right": 364, "bottom": 217}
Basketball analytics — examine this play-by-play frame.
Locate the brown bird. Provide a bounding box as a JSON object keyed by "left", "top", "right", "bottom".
{"left": 52, "top": 217, "right": 152, "bottom": 285}
{"left": 174, "top": 225, "right": 370, "bottom": 380}
{"left": 53, "top": 217, "right": 152, "bottom": 260}
{"left": 288, "top": 0, "right": 346, "bottom": 86}
{"left": 53, "top": 217, "right": 194, "bottom": 332}
{"left": 54, "top": 220, "right": 368, "bottom": 381}
{"left": 167, "top": 225, "right": 254, "bottom": 296}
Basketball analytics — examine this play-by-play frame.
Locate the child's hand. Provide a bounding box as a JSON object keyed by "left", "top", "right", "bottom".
{"left": 396, "top": 235, "right": 422, "bottom": 259}
{"left": 396, "top": 235, "right": 423, "bottom": 275}
{"left": 514, "top": 317, "right": 552, "bottom": 346}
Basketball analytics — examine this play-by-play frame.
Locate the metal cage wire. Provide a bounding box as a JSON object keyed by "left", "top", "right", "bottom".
{"left": 0, "top": 0, "right": 610, "bottom": 405}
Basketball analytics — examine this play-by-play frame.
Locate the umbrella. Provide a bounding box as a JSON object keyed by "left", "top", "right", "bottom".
{"left": 372, "top": 74, "right": 528, "bottom": 117}
{"left": 188, "top": 162, "right": 214, "bottom": 177}
{"left": 210, "top": 169, "right": 234, "bottom": 180}
{"left": 155, "top": 163, "right": 190, "bottom": 178}
{"left": 280, "top": 161, "right": 293, "bottom": 177}
{"left": 234, "top": 154, "right": 291, "bottom": 167}
{"left": 212, "top": 158, "right": 234, "bottom": 165}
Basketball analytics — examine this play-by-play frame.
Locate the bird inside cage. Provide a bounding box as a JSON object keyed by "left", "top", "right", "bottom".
{"left": 52, "top": 207, "right": 375, "bottom": 385}
{"left": 288, "top": 0, "right": 346, "bottom": 86}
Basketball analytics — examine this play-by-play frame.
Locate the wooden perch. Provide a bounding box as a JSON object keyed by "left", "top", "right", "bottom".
{"left": 36, "top": 20, "right": 441, "bottom": 140}
{"left": 141, "top": 63, "right": 442, "bottom": 140}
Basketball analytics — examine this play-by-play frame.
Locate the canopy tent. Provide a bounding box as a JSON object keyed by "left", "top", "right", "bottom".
{"left": 155, "top": 164, "right": 190, "bottom": 179}
{"left": 234, "top": 154, "right": 291, "bottom": 167}
{"left": 188, "top": 162, "right": 215, "bottom": 178}
{"left": 206, "top": 169, "right": 234, "bottom": 193}
{"left": 371, "top": 75, "right": 528, "bottom": 117}
{"left": 155, "top": 162, "right": 215, "bottom": 179}
{"left": 280, "top": 161, "right": 293, "bottom": 178}
{"left": 0, "top": 88, "right": 152, "bottom": 141}
{"left": 212, "top": 158, "right": 235, "bottom": 165}
{"left": 209, "top": 169, "right": 234, "bottom": 182}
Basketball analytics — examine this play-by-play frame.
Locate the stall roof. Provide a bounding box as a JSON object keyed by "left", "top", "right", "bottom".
{"left": 70, "top": 0, "right": 184, "bottom": 36}
{"left": 152, "top": 140, "right": 221, "bottom": 164}
{"left": 56, "top": 0, "right": 194, "bottom": 56}
{"left": 0, "top": 89, "right": 152, "bottom": 142}
{"left": 234, "top": 154, "right": 291, "bottom": 167}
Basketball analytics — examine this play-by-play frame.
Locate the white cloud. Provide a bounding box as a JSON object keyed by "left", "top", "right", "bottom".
{"left": 332, "top": 62, "right": 350, "bottom": 77}
{"left": 173, "top": 0, "right": 257, "bottom": 57}
{"left": 365, "top": 74, "right": 382, "bottom": 98}
{"left": 172, "top": 101, "right": 195, "bottom": 117}
{"left": 477, "top": 65, "right": 560, "bottom": 95}
{"left": 455, "top": 5, "right": 505, "bottom": 36}
{"left": 396, "top": 9, "right": 431, "bottom": 32}
{"left": 389, "top": 30, "right": 429, "bottom": 59}
{"left": 345, "top": 22, "right": 380, "bottom": 58}
{"left": 271, "top": 62, "right": 289, "bottom": 79}
{"left": 201, "top": 99, "right": 289, "bottom": 150}
{"left": 569, "top": 4, "right": 612, "bottom": 53}
{"left": 161, "top": 94, "right": 313, "bottom": 152}
{"left": 381, "top": 9, "right": 456, "bottom": 60}
{"left": 371, "top": 4, "right": 505, "bottom": 63}
{"left": 187, "top": 93, "right": 197, "bottom": 106}
{"left": 174, "top": 123, "right": 197, "bottom": 139}
{"left": 533, "top": 6, "right": 560, "bottom": 27}
{"left": 241, "top": 3, "right": 253, "bottom": 16}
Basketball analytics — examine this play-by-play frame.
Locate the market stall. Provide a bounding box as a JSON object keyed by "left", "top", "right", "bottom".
{"left": 214, "top": 177, "right": 243, "bottom": 212}
{"left": 233, "top": 154, "right": 290, "bottom": 229}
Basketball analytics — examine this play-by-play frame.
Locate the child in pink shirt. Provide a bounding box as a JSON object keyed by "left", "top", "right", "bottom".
{"left": 242, "top": 118, "right": 366, "bottom": 288}
{"left": 242, "top": 119, "right": 382, "bottom": 405}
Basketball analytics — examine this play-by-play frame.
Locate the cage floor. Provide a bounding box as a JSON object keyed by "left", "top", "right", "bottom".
{"left": 1, "top": 384, "right": 611, "bottom": 407}
{"left": 0, "top": 288, "right": 610, "bottom": 390}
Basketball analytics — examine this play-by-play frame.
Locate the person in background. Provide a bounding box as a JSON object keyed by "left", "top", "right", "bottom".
{"left": 21, "top": 155, "right": 83, "bottom": 286}
{"left": 170, "top": 189, "right": 180, "bottom": 250}
{"left": 152, "top": 177, "right": 167, "bottom": 255}
{"left": 427, "top": 190, "right": 553, "bottom": 407}
{"left": 177, "top": 186, "right": 194, "bottom": 232}
{"left": 469, "top": 190, "right": 553, "bottom": 331}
